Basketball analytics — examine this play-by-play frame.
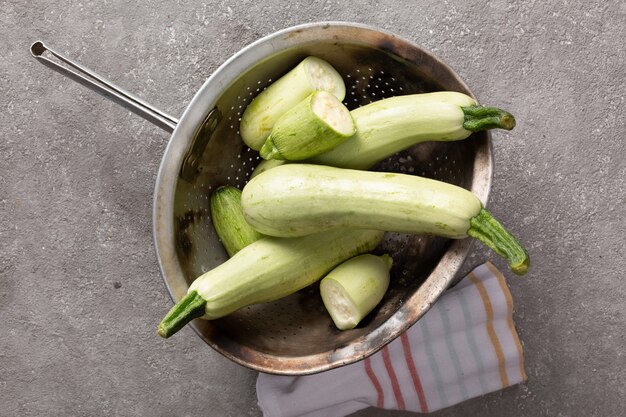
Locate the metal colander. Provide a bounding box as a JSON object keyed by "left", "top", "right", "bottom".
{"left": 32, "top": 22, "right": 491, "bottom": 375}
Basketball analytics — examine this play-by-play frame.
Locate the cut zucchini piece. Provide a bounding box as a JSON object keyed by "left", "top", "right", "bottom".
{"left": 260, "top": 91, "right": 355, "bottom": 161}
{"left": 320, "top": 254, "right": 392, "bottom": 330}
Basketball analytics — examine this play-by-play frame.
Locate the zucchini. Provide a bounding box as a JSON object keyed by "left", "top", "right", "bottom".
{"left": 248, "top": 92, "right": 515, "bottom": 172}
{"left": 157, "top": 228, "right": 384, "bottom": 338}
{"left": 250, "top": 159, "right": 286, "bottom": 179}
{"left": 305, "top": 91, "right": 515, "bottom": 170}
{"left": 241, "top": 164, "right": 529, "bottom": 275}
{"left": 260, "top": 91, "right": 355, "bottom": 161}
{"left": 320, "top": 254, "right": 392, "bottom": 330}
{"left": 239, "top": 56, "right": 346, "bottom": 151}
{"left": 210, "top": 186, "right": 264, "bottom": 256}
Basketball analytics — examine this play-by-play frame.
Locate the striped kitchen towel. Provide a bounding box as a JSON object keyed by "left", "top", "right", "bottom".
{"left": 256, "top": 262, "right": 526, "bottom": 416}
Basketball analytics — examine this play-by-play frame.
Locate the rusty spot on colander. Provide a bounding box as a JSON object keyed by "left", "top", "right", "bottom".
{"left": 176, "top": 209, "right": 204, "bottom": 259}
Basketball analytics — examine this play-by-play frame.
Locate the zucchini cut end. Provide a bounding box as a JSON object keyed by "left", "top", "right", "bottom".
{"left": 320, "top": 254, "right": 392, "bottom": 330}
{"left": 320, "top": 278, "right": 360, "bottom": 330}
{"left": 303, "top": 56, "right": 346, "bottom": 101}
{"left": 311, "top": 91, "right": 355, "bottom": 136}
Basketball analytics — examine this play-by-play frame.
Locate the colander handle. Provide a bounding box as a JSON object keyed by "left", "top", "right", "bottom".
{"left": 30, "top": 41, "right": 179, "bottom": 133}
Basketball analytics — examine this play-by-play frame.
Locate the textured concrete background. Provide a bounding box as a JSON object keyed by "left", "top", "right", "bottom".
{"left": 1, "top": 0, "right": 624, "bottom": 416}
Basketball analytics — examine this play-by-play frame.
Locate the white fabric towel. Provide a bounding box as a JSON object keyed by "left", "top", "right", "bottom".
{"left": 257, "top": 262, "right": 526, "bottom": 416}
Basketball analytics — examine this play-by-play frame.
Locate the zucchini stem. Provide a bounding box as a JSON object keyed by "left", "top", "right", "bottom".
{"left": 462, "top": 105, "right": 516, "bottom": 132}
{"left": 467, "top": 208, "right": 530, "bottom": 275}
{"left": 157, "top": 291, "right": 206, "bottom": 338}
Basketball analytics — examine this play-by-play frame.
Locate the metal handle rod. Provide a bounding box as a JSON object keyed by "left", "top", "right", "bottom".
{"left": 31, "top": 41, "right": 179, "bottom": 133}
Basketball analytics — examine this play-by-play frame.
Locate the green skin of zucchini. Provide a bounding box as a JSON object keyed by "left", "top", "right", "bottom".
{"left": 210, "top": 185, "right": 264, "bottom": 257}
{"left": 260, "top": 91, "right": 355, "bottom": 161}
{"left": 242, "top": 164, "right": 529, "bottom": 276}
{"left": 250, "top": 91, "right": 515, "bottom": 172}
{"left": 157, "top": 228, "right": 384, "bottom": 338}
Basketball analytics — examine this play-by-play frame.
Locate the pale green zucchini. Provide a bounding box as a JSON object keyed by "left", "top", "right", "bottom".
{"left": 250, "top": 159, "right": 287, "bottom": 179}
{"left": 210, "top": 186, "right": 264, "bottom": 257}
{"left": 320, "top": 254, "right": 392, "bottom": 330}
{"left": 247, "top": 92, "right": 515, "bottom": 173}
{"left": 260, "top": 91, "right": 356, "bottom": 161}
{"left": 308, "top": 91, "right": 516, "bottom": 170}
{"left": 157, "top": 228, "right": 384, "bottom": 338}
{"left": 241, "top": 164, "right": 529, "bottom": 275}
{"left": 240, "top": 56, "right": 346, "bottom": 151}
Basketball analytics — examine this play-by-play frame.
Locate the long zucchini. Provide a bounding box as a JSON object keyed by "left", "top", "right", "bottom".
{"left": 210, "top": 186, "right": 264, "bottom": 256}
{"left": 248, "top": 92, "right": 515, "bottom": 172}
{"left": 308, "top": 91, "right": 515, "bottom": 170}
{"left": 157, "top": 228, "right": 384, "bottom": 338}
{"left": 239, "top": 56, "right": 346, "bottom": 151}
{"left": 241, "top": 164, "right": 529, "bottom": 275}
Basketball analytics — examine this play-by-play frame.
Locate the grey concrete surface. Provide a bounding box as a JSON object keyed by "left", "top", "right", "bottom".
{"left": 1, "top": 0, "right": 624, "bottom": 416}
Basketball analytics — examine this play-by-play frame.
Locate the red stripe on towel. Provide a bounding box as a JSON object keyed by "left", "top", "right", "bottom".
{"left": 364, "top": 357, "right": 384, "bottom": 408}
{"left": 400, "top": 333, "right": 429, "bottom": 413}
{"left": 382, "top": 346, "right": 406, "bottom": 410}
